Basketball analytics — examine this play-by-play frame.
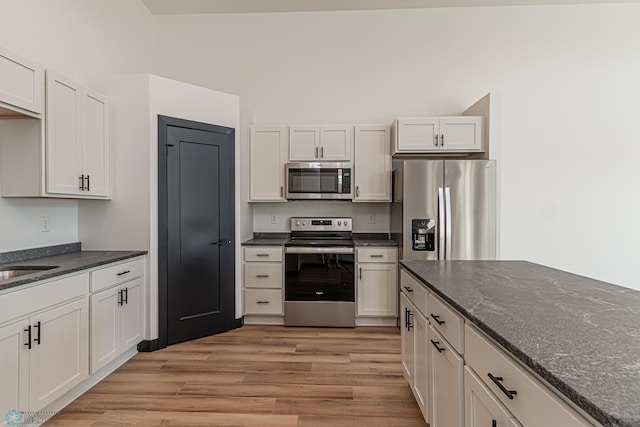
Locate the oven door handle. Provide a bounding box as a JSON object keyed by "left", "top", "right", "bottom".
{"left": 285, "top": 247, "right": 354, "bottom": 254}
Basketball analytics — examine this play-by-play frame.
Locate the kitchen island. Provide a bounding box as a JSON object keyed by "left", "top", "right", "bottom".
{"left": 400, "top": 260, "right": 640, "bottom": 427}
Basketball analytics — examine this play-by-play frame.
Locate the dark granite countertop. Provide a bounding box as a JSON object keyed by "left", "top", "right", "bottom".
{"left": 400, "top": 260, "right": 640, "bottom": 427}
{"left": 0, "top": 250, "right": 147, "bottom": 293}
{"left": 241, "top": 238, "right": 289, "bottom": 246}
{"left": 353, "top": 239, "right": 398, "bottom": 247}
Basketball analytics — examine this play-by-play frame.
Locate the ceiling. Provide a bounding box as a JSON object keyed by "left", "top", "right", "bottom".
{"left": 140, "top": 0, "right": 638, "bottom": 14}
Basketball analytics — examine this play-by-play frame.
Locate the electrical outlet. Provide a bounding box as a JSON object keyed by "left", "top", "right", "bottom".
{"left": 368, "top": 213, "right": 375, "bottom": 224}
{"left": 41, "top": 216, "right": 50, "bottom": 232}
{"left": 270, "top": 214, "right": 277, "bottom": 224}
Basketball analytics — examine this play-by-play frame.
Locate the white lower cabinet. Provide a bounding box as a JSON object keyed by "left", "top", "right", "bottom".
{"left": 400, "top": 291, "right": 429, "bottom": 421}
{"left": 243, "top": 247, "right": 284, "bottom": 322}
{"left": 0, "top": 273, "right": 89, "bottom": 423}
{"left": 90, "top": 277, "right": 143, "bottom": 373}
{"left": 89, "top": 258, "right": 144, "bottom": 373}
{"left": 356, "top": 247, "right": 397, "bottom": 318}
{"left": 429, "top": 325, "right": 464, "bottom": 427}
{"left": 465, "top": 366, "right": 517, "bottom": 427}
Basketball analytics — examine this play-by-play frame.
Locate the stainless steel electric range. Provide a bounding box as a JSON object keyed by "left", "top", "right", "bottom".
{"left": 284, "top": 217, "right": 355, "bottom": 327}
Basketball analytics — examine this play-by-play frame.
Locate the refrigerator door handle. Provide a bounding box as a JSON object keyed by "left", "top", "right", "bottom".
{"left": 438, "top": 187, "right": 446, "bottom": 260}
{"left": 445, "top": 187, "right": 452, "bottom": 260}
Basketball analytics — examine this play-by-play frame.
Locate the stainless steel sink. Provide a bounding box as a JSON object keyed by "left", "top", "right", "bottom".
{"left": 0, "top": 266, "right": 58, "bottom": 281}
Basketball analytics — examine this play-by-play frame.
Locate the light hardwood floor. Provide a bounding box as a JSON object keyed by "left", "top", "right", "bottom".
{"left": 45, "top": 325, "right": 427, "bottom": 426}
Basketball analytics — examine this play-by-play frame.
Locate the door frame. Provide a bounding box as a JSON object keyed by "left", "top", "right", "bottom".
{"left": 157, "top": 115, "right": 237, "bottom": 349}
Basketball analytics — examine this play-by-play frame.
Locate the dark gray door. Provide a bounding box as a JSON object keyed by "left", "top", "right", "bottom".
{"left": 158, "top": 116, "right": 235, "bottom": 346}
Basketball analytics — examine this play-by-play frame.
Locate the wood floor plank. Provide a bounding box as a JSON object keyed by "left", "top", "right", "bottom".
{"left": 45, "top": 325, "right": 425, "bottom": 426}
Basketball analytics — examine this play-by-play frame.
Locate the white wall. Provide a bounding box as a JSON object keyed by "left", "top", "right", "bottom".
{"left": 0, "top": 0, "right": 153, "bottom": 251}
{"left": 152, "top": 4, "right": 640, "bottom": 290}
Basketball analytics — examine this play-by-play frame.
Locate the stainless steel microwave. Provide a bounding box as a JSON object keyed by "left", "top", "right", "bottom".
{"left": 285, "top": 162, "right": 352, "bottom": 200}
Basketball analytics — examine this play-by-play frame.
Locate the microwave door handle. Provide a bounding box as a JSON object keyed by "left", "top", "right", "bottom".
{"left": 337, "top": 168, "right": 343, "bottom": 194}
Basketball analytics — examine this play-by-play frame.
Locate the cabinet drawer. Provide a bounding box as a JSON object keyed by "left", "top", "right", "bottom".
{"left": 465, "top": 325, "right": 591, "bottom": 427}
{"left": 244, "top": 289, "right": 283, "bottom": 315}
{"left": 357, "top": 247, "right": 397, "bottom": 263}
{"left": 428, "top": 291, "right": 464, "bottom": 354}
{"left": 243, "top": 263, "right": 282, "bottom": 288}
{"left": 90, "top": 257, "right": 144, "bottom": 293}
{"left": 244, "top": 247, "right": 283, "bottom": 262}
{"left": 400, "top": 269, "right": 427, "bottom": 316}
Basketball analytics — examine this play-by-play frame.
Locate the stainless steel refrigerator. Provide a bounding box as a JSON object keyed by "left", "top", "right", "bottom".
{"left": 392, "top": 160, "right": 496, "bottom": 260}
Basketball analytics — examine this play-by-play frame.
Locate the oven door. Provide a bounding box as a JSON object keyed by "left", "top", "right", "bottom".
{"left": 284, "top": 247, "right": 355, "bottom": 302}
{"left": 286, "top": 162, "right": 352, "bottom": 200}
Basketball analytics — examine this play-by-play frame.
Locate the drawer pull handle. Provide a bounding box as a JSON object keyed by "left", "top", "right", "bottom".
{"left": 430, "top": 339, "right": 445, "bottom": 353}
{"left": 492, "top": 421, "right": 497, "bottom": 427}
{"left": 256, "top": 254, "right": 269, "bottom": 257}
{"left": 34, "top": 321, "right": 41, "bottom": 345}
{"left": 257, "top": 300, "right": 270, "bottom": 304}
{"left": 430, "top": 314, "right": 445, "bottom": 325}
{"left": 406, "top": 310, "right": 413, "bottom": 330}
{"left": 403, "top": 286, "right": 414, "bottom": 293}
{"left": 24, "top": 325, "right": 32, "bottom": 349}
{"left": 117, "top": 270, "right": 131, "bottom": 276}
{"left": 488, "top": 373, "right": 518, "bottom": 400}
{"left": 370, "top": 254, "right": 384, "bottom": 258}
{"left": 256, "top": 274, "right": 269, "bottom": 278}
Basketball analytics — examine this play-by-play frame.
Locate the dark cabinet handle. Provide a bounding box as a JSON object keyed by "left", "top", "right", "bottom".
{"left": 117, "top": 270, "right": 131, "bottom": 276}
{"left": 430, "top": 339, "right": 445, "bottom": 353}
{"left": 34, "top": 321, "right": 41, "bottom": 345}
{"left": 403, "top": 286, "right": 414, "bottom": 293}
{"left": 118, "top": 289, "right": 123, "bottom": 306}
{"left": 257, "top": 300, "right": 269, "bottom": 304}
{"left": 492, "top": 420, "right": 497, "bottom": 427}
{"left": 79, "top": 174, "right": 85, "bottom": 191}
{"left": 24, "top": 325, "right": 32, "bottom": 349}
{"left": 256, "top": 253, "right": 269, "bottom": 257}
{"left": 370, "top": 254, "right": 384, "bottom": 258}
{"left": 359, "top": 267, "right": 362, "bottom": 280}
{"left": 85, "top": 174, "right": 90, "bottom": 192}
{"left": 256, "top": 274, "right": 269, "bottom": 278}
{"left": 123, "top": 287, "right": 128, "bottom": 304}
{"left": 488, "top": 373, "right": 518, "bottom": 400}
{"left": 430, "top": 314, "right": 445, "bottom": 325}
{"left": 407, "top": 310, "right": 413, "bottom": 330}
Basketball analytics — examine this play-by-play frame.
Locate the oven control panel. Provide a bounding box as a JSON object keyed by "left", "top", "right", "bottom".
{"left": 291, "top": 217, "right": 352, "bottom": 232}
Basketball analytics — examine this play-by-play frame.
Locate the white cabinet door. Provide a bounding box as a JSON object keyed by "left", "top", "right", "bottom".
{"left": 465, "top": 366, "right": 515, "bottom": 427}
{"left": 0, "top": 46, "right": 44, "bottom": 115}
{"left": 357, "top": 263, "right": 397, "bottom": 317}
{"left": 289, "top": 125, "right": 319, "bottom": 161}
{"left": 353, "top": 125, "right": 391, "bottom": 202}
{"left": 0, "top": 320, "right": 30, "bottom": 421}
{"left": 439, "top": 117, "right": 482, "bottom": 152}
{"left": 429, "top": 325, "right": 463, "bottom": 427}
{"left": 395, "top": 118, "right": 438, "bottom": 153}
{"left": 90, "top": 286, "right": 120, "bottom": 373}
{"left": 249, "top": 126, "right": 287, "bottom": 201}
{"left": 29, "top": 298, "right": 89, "bottom": 411}
{"left": 120, "top": 278, "right": 143, "bottom": 351}
{"left": 414, "top": 310, "right": 429, "bottom": 422}
{"left": 82, "top": 87, "right": 110, "bottom": 197}
{"left": 46, "top": 71, "right": 82, "bottom": 195}
{"left": 319, "top": 125, "right": 352, "bottom": 161}
{"left": 400, "top": 293, "right": 414, "bottom": 384}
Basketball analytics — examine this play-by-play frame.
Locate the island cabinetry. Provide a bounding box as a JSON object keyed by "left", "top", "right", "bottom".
{"left": 89, "top": 257, "right": 145, "bottom": 373}
{"left": 400, "top": 270, "right": 429, "bottom": 420}
{"left": 394, "top": 116, "right": 482, "bottom": 154}
{"left": 0, "top": 273, "right": 89, "bottom": 418}
{"left": 0, "top": 46, "right": 44, "bottom": 115}
{"left": 465, "top": 324, "right": 591, "bottom": 427}
{"left": 289, "top": 125, "right": 352, "bottom": 161}
{"left": 356, "top": 247, "right": 397, "bottom": 318}
{"left": 249, "top": 126, "right": 287, "bottom": 202}
{"left": 243, "top": 247, "right": 284, "bottom": 320}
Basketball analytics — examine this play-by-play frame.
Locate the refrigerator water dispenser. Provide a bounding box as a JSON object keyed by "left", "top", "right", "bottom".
{"left": 412, "top": 219, "right": 435, "bottom": 251}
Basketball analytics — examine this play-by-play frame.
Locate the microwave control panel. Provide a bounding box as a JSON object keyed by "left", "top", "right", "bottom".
{"left": 412, "top": 218, "right": 435, "bottom": 251}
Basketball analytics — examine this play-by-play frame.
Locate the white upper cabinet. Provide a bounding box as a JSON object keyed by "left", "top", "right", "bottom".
{"left": 289, "top": 125, "right": 352, "bottom": 161}
{"left": 46, "top": 70, "right": 110, "bottom": 198}
{"left": 249, "top": 126, "right": 288, "bottom": 202}
{"left": 394, "top": 116, "right": 483, "bottom": 154}
{"left": 0, "top": 46, "right": 44, "bottom": 116}
{"left": 353, "top": 125, "right": 391, "bottom": 202}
